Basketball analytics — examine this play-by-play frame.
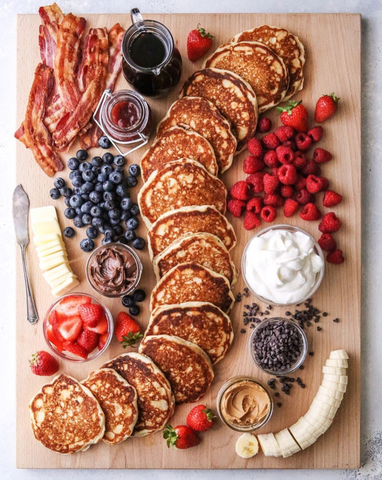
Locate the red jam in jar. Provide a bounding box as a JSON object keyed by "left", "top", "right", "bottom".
{"left": 111, "top": 101, "right": 139, "bottom": 129}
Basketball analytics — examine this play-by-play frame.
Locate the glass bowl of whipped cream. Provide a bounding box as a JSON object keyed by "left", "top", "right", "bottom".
{"left": 242, "top": 225, "right": 325, "bottom": 306}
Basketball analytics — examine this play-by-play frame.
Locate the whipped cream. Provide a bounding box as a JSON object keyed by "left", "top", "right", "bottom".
{"left": 244, "top": 228, "right": 324, "bottom": 305}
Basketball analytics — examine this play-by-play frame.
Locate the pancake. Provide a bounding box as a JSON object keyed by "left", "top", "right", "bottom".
{"left": 102, "top": 352, "right": 174, "bottom": 437}
{"left": 231, "top": 25, "right": 306, "bottom": 101}
{"left": 137, "top": 159, "right": 227, "bottom": 228}
{"left": 29, "top": 374, "right": 105, "bottom": 454}
{"left": 153, "top": 232, "right": 237, "bottom": 285}
{"left": 82, "top": 368, "right": 138, "bottom": 445}
{"left": 146, "top": 302, "right": 234, "bottom": 364}
{"left": 150, "top": 262, "right": 235, "bottom": 313}
{"left": 180, "top": 68, "right": 258, "bottom": 151}
{"left": 157, "top": 96, "right": 236, "bottom": 173}
{"left": 147, "top": 205, "right": 237, "bottom": 259}
{"left": 140, "top": 126, "right": 218, "bottom": 182}
{"left": 204, "top": 42, "right": 288, "bottom": 112}
{"left": 139, "top": 335, "right": 214, "bottom": 404}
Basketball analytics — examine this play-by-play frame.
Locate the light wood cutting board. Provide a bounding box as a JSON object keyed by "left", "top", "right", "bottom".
{"left": 15, "top": 12, "right": 361, "bottom": 469}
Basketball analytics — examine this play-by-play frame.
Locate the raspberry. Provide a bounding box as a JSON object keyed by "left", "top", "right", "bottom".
{"left": 257, "top": 117, "right": 272, "bottom": 133}
{"left": 263, "top": 174, "right": 280, "bottom": 194}
{"left": 318, "top": 212, "right": 342, "bottom": 233}
{"left": 275, "top": 125, "right": 295, "bottom": 143}
{"left": 230, "top": 180, "right": 250, "bottom": 200}
{"left": 307, "top": 126, "right": 323, "bottom": 142}
{"left": 283, "top": 198, "right": 299, "bottom": 217}
{"left": 323, "top": 190, "right": 343, "bottom": 207}
{"left": 246, "top": 172, "right": 265, "bottom": 193}
{"left": 293, "top": 151, "right": 308, "bottom": 170}
{"left": 263, "top": 193, "right": 284, "bottom": 208}
{"left": 261, "top": 206, "right": 277, "bottom": 222}
{"left": 243, "top": 155, "right": 265, "bottom": 174}
{"left": 227, "top": 199, "right": 246, "bottom": 217}
{"left": 280, "top": 185, "right": 294, "bottom": 198}
{"left": 295, "top": 132, "right": 312, "bottom": 152}
{"left": 302, "top": 159, "right": 321, "bottom": 177}
{"left": 262, "top": 132, "right": 280, "bottom": 150}
{"left": 244, "top": 211, "right": 261, "bottom": 230}
{"left": 276, "top": 145, "right": 294, "bottom": 164}
{"left": 306, "top": 175, "right": 325, "bottom": 194}
{"left": 246, "top": 196, "right": 263, "bottom": 214}
{"left": 295, "top": 188, "right": 315, "bottom": 205}
{"left": 326, "top": 249, "right": 345, "bottom": 265}
{"left": 271, "top": 167, "right": 279, "bottom": 177}
{"left": 320, "top": 176, "right": 330, "bottom": 191}
{"left": 313, "top": 147, "right": 332, "bottom": 164}
{"left": 263, "top": 150, "right": 279, "bottom": 168}
{"left": 299, "top": 203, "right": 322, "bottom": 221}
{"left": 278, "top": 164, "right": 298, "bottom": 185}
{"left": 295, "top": 176, "right": 307, "bottom": 191}
{"left": 283, "top": 139, "right": 297, "bottom": 151}
{"left": 318, "top": 233, "right": 337, "bottom": 251}
{"left": 247, "top": 137, "right": 263, "bottom": 157}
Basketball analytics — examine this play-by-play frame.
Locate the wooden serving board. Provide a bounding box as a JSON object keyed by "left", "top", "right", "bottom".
{"left": 16, "top": 12, "right": 361, "bottom": 469}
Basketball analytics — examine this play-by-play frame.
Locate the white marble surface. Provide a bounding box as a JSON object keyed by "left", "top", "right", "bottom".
{"left": 1, "top": 0, "right": 381, "bottom": 478}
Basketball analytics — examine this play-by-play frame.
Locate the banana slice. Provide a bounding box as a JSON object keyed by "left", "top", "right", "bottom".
{"left": 321, "top": 379, "right": 347, "bottom": 393}
{"left": 317, "top": 385, "right": 344, "bottom": 400}
{"left": 325, "top": 358, "right": 348, "bottom": 368}
{"left": 235, "top": 433, "right": 259, "bottom": 459}
{"left": 257, "top": 433, "right": 279, "bottom": 457}
{"left": 315, "top": 392, "right": 342, "bottom": 407}
{"left": 323, "top": 374, "right": 348, "bottom": 384}
{"left": 275, "top": 429, "right": 301, "bottom": 458}
{"left": 322, "top": 366, "right": 347, "bottom": 375}
{"left": 329, "top": 349, "right": 349, "bottom": 360}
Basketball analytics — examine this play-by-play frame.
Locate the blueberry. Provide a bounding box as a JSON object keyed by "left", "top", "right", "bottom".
{"left": 64, "top": 197, "right": 71, "bottom": 207}
{"left": 109, "top": 218, "right": 120, "bottom": 226}
{"left": 114, "top": 166, "right": 125, "bottom": 173}
{"left": 72, "top": 177, "right": 84, "bottom": 188}
{"left": 95, "top": 182, "right": 104, "bottom": 192}
{"left": 90, "top": 205, "right": 102, "bottom": 217}
{"left": 79, "top": 162, "right": 92, "bottom": 173}
{"left": 103, "top": 191, "right": 116, "bottom": 202}
{"left": 69, "top": 195, "right": 83, "bottom": 208}
{"left": 99, "top": 224, "right": 108, "bottom": 235}
{"left": 130, "top": 203, "right": 140, "bottom": 217}
{"left": 128, "top": 164, "right": 140, "bottom": 177}
{"left": 69, "top": 170, "right": 81, "bottom": 180}
{"left": 86, "top": 226, "right": 98, "bottom": 240}
{"left": 82, "top": 170, "right": 96, "bottom": 182}
{"left": 104, "top": 200, "right": 116, "bottom": 211}
{"left": 54, "top": 177, "right": 65, "bottom": 189}
{"left": 113, "top": 224, "right": 123, "bottom": 237}
{"left": 89, "top": 191, "right": 102, "bottom": 204}
{"left": 81, "top": 182, "right": 94, "bottom": 193}
{"left": 81, "top": 213, "right": 92, "bottom": 225}
{"left": 98, "top": 135, "right": 111, "bottom": 149}
{"left": 64, "top": 207, "right": 76, "bottom": 219}
{"left": 97, "top": 173, "right": 108, "bottom": 183}
{"left": 103, "top": 180, "right": 114, "bottom": 192}
{"left": 73, "top": 216, "right": 84, "bottom": 228}
{"left": 63, "top": 227, "right": 75, "bottom": 238}
{"left": 92, "top": 156, "right": 102, "bottom": 167}
{"left": 59, "top": 187, "right": 73, "bottom": 198}
{"left": 81, "top": 194, "right": 90, "bottom": 202}
{"left": 92, "top": 218, "right": 103, "bottom": 230}
{"left": 122, "top": 295, "right": 135, "bottom": 307}
{"left": 113, "top": 155, "right": 125, "bottom": 167}
{"left": 132, "top": 237, "right": 145, "bottom": 250}
{"left": 80, "top": 238, "right": 95, "bottom": 252}
{"left": 101, "top": 164, "right": 113, "bottom": 176}
{"left": 76, "top": 149, "right": 88, "bottom": 161}
{"left": 108, "top": 208, "right": 120, "bottom": 220}
{"left": 121, "top": 197, "right": 132, "bottom": 210}
{"left": 73, "top": 187, "right": 82, "bottom": 195}
{"left": 50, "top": 188, "right": 60, "bottom": 200}
{"left": 129, "top": 304, "right": 140, "bottom": 316}
{"left": 102, "top": 152, "right": 114, "bottom": 165}
{"left": 117, "top": 236, "right": 128, "bottom": 245}
{"left": 133, "top": 289, "right": 146, "bottom": 302}
{"left": 67, "top": 157, "right": 80, "bottom": 170}
{"left": 102, "top": 236, "right": 113, "bottom": 245}
{"left": 81, "top": 201, "right": 93, "bottom": 214}
{"left": 92, "top": 166, "right": 101, "bottom": 175}
{"left": 75, "top": 207, "right": 82, "bottom": 215}
{"left": 109, "top": 171, "right": 122, "bottom": 184}
{"left": 126, "top": 217, "right": 139, "bottom": 230}
{"left": 124, "top": 230, "right": 136, "bottom": 241}
{"left": 116, "top": 185, "right": 129, "bottom": 197}
{"left": 125, "top": 176, "right": 138, "bottom": 188}
{"left": 121, "top": 210, "right": 132, "bottom": 221}
{"left": 104, "top": 228, "right": 114, "bottom": 238}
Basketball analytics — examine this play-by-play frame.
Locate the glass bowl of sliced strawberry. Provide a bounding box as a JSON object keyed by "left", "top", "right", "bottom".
{"left": 43, "top": 293, "right": 114, "bottom": 362}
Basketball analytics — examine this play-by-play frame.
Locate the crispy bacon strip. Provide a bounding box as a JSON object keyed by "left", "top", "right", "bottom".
{"left": 16, "top": 64, "right": 64, "bottom": 177}
{"left": 38, "top": 3, "right": 64, "bottom": 67}
{"left": 54, "top": 13, "right": 86, "bottom": 112}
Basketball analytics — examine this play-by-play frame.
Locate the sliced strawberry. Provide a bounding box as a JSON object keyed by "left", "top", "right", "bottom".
{"left": 98, "top": 332, "right": 109, "bottom": 351}
{"left": 49, "top": 310, "right": 66, "bottom": 343}
{"left": 63, "top": 342, "right": 88, "bottom": 359}
{"left": 78, "top": 303, "right": 104, "bottom": 328}
{"left": 58, "top": 295, "right": 91, "bottom": 317}
{"left": 46, "top": 325, "right": 64, "bottom": 352}
{"left": 57, "top": 315, "right": 83, "bottom": 342}
{"left": 77, "top": 330, "right": 99, "bottom": 353}
{"left": 84, "top": 315, "right": 108, "bottom": 335}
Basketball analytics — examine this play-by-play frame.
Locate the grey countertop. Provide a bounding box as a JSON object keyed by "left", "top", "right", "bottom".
{"left": 1, "top": 0, "right": 381, "bottom": 478}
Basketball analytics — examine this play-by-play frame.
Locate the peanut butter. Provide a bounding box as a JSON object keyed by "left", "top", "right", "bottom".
{"left": 220, "top": 380, "right": 270, "bottom": 427}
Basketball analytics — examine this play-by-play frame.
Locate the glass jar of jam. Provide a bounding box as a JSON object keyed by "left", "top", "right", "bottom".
{"left": 94, "top": 89, "right": 152, "bottom": 156}
{"left": 122, "top": 8, "right": 182, "bottom": 97}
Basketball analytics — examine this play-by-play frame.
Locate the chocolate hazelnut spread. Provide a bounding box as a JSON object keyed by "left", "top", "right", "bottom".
{"left": 220, "top": 380, "right": 271, "bottom": 427}
{"left": 89, "top": 245, "right": 138, "bottom": 295}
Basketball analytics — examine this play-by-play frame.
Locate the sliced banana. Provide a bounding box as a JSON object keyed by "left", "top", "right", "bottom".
{"left": 323, "top": 373, "right": 348, "bottom": 384}
{"left": 329, "top": 349, "right": 349, "bottom": 360}
{"left": 317, "top": 385, "right": 344, "bottom": 400}
{"left": 315, "top": 392, "right": 342, "bottom": 407}
{"left": 257, "top": 433, "right": 279, "bottom": 457}
{"left": 235, "top": 433, "right": 259, "bottom": 459}
{"left": 275, "top": 429, "right": 301, "bottom": 458}
{"left": 321, "top": 379, "right": 347, "bottom": 393}
{"left": 322, "top": 366, "right": 347, "bottom": 375}
{"left": 325, "top": 358, "right": 348, "bottom": 368}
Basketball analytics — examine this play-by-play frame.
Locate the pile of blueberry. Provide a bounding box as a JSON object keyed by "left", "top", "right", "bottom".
{"left": 121, "top": 288, "right": 146, "bottom": 316}
{"left": 50, "top": 149, "right": 145, "bottom": 253}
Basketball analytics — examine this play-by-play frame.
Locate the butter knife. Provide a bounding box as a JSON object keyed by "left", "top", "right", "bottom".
{"left": 12, "top": 185, "right": 38, "bottom": 324}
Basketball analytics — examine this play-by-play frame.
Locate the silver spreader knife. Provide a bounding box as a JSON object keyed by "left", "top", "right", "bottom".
{"left": 12, "top": 185, "right": 38, "bottom": 324}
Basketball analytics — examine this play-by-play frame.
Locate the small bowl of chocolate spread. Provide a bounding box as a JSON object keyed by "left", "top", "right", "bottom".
{"left": 86, "top": 242, "right": 142, "bottom": 297}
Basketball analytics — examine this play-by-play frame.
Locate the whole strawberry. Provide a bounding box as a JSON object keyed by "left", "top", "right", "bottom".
{"left": 315, "top": 93, "right": 340, "bottom": 122}
{"left": 29, "top": 351, "right": 59, "bottom": 376}
{"left": 276, "top": 100, "right": 309, "bottom": 132}
{"left": 187, "top": 405, "right": 215, "bottom": 432}
{"left": 163, "top": 424, "right": 201, "bottom": 449}
{"left": 187, "top": 25, "right": 214, "bottom": 62}
{"left": 115, "top": 312, "right": 143, "bottom": 347}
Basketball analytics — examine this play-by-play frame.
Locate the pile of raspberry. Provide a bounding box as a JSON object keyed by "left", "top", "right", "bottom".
{"left": 228, "top": 118, "right": 344, "bottom": 264}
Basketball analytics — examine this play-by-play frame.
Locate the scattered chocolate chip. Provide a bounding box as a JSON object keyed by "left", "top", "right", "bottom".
{"left": 323, "top": 312, "right": 328, "bottom": 317}
{"left": 309, "top": 352, "right": 314, "bottom": 356}
{"left": 317, "top": 326, "right": 322, "bottom": 331}
{"left": 300, "top": 383, "right": 306, "bottom": 388}
{"left": 274, "top": 392, "right": 280, "bottom": 397}
{"left": 264, "top": 310, "right": 270, "bottom": 315}
{"left": 267, "top": 305, "right": 272, "bottom": 310}
{"left": 277, "top": 402, "right": 282, "bottom": 408}
{"left": 299, "top": 365, "right": 304, "bottom": 370}
{"left": 240, "top": 329, "right": 246, "bottom": 334}
{"left": 333, "top": 318, "right": 339, "bottom": 323}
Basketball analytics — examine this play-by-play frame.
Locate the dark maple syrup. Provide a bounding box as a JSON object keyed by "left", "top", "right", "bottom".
{"left": 130, "top": 32, "right": 166, "bottom": 68}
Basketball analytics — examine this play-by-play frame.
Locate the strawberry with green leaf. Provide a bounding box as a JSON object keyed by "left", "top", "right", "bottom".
{"left": 277, "top": 100, "right": 309, "bottom": 132}
{"left": 187, "top": 25, "right": 214, "bottom": 61}
{"left": 163, "top": 424, "right": 201, "bottom": 449}
{"left": 115, "top": 312, "right": 143, "bottom": 348}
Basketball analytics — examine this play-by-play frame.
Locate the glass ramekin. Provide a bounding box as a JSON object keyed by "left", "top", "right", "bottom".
{"left": 85, "top": 242, "right": 142, "bottom": 298}
{"left": 216, "top": 376, "right": 274, "bottom": 432}
{"left": 43, "top": 292, "right": 114, "bottom": 363}
{"left": 241, "top": 224, "right": 325, "bottom": 307}
{"left": 249, "top": 317, "right": 308, "bottom": 376}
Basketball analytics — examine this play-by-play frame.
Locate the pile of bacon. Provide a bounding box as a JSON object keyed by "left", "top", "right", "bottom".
{"left": 15, "top": 3, "right": 125, "bottom": 177}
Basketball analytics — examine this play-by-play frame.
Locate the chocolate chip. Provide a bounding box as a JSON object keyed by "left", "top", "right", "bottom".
{"left": 274, "top": 392, "right": 280, "bottom": 397}
{"left": 333, "top": 318, "right": 339, "bottom": 323}
{"left": 317, "top": 326, "right": 322, "bottom": 331}
{"left": 299, "top": 365, "right": 304, "bottom": 370}
{"left": 277, "top": 402, "right": 282, "bottom": 408}
{"left": 323, "top": 312, "right": 328, "bottom": 317}
{"left": 240, "top": 329, "right": 246, "bottom": 334}
{"left": 309, "top": 351, "right": 314, "bottom": 356}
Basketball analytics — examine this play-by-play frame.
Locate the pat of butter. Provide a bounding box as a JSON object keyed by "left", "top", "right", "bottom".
{"left": 30, "top": 206, "right": 57, "bottom": 225}
{"left": 33, "top": 233, "right": 62, "bottom": 246}
{"left": 37, "top": 243, "right": 64, "bottom": 258}
{"left": 52, "top": 276, "right": 80, "bottom": 297}
{"left": 49, "top": 272, "right": 77, "bottom": 290}
{"left": 43, "top": 263, "right": 71, "bottom": 282}
{"left": 32, "top": 218, "right": 61, "bottom": 237}
{"left": 36, "top": 239, "right": 64, "bottom": 253}
{"left": 39, "top": 252, "right": 68, "bottom": 271}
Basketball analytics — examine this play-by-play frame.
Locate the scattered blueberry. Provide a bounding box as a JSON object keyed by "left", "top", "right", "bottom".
{"left": 128, "top": 164, "right": 140, "bottom": 177}
{"left": 81, "top": 214, "right": 92, "bottom": 225}
{"left": 89, "top": 191, "right": 102, "bottom": 204}
{"left": 125, "top": 176, "right": 138, "bottom": 188}
{"left": 73, "top": 216, "right": 85, "bottom": 228}
{"left": 98, "top": 135, "right": 112, "bottom": 149}
{"left": 109, "top": 171, "right": 122, "bottom": 184}
{"left": 70, "top": 194, "right": 83, "bottom": 208}
{"left": 63, "top": 227, "right": 75, "bottom": 238}
{"left": 124, "top": 230, "right": 136, "bottom": 242}
{"left": 81, "top": 182, "right": 94, "bottom": 193}
{"left": 82, "top": 170, "right": 96, "bottom": 182}
{"left": 64, "top": 197, "right": 71, "bottom": 207}
{"left": 108, "top": 208, "right": 121, "bottom": 220}
{"left": 103, "top": 180, "right": 114, "bottom": 192}
{"left": 114, "top": 155, "right": 125, "bottom": 167}
{"left": 103, "top": 191, "right": 116, "bottom": 201}
{"left": 126, "top": 217, "right": 139, "bottom": 230}
{"left": 102, "top": 152, "right": 114, "bottom": 165}
{"left": 102, "top": 236, "right": 113, "bottom": 245}
{"left": 69, "top": 170, "right": 82, "bottom": 180}
{"left": 130, "top": 203, "right": 140, "bottom": 217}
{"left": 104, "top": 200, "right": 116, "bottom": 211}
{"left": 72, "top": 177, "right": 84, "bottom": 188}
{"left": 59, "top": 187, "right": 73, "bottom": 198}
{"left": 79, "top": 162, "right": 92, "bottom": 173}
{"left": 90, "top": 205, "right": 102, "bottom": 217}
{"left": 129, "top": 304, "right": 140, "bottom": 316}
{"left": 80, "top": 238, "right": 95, "bottom": 252}
{"left": 97, "top": 173, "right": 108, "bottom": 183}
{"left": 92, "top": 156, "right": 102, "bottom": 167}
{"left": 116, "top": 185, "right": 128, "bottom": 197}
{"left": 122, "top": 295, "right": 135, "bottom": 307}
{"left": 50, "top": 188, "right": 60, "bottom": 200}
{"left": 133, "top": 289, "right": 146, "bottom": 302}
{"left": 95, "top": 182, "right": 104, "bottom": 192}
{"left": 54, "top": 177, "right": 65, "bottom": 189}
{"left": 64, "top": 207, "right": 76, "bottom": 219}
{"left": 132, "top": 237, "right": 145, "bottom": 250}
{"left": 104, "top": 228, "right": 114, "bottom": 238}
{"left": 113, "top": 224, "right": 123, "bottom": 237}
{"left": 76, "top": 149, "right": 88, "bottom": 161}
{"left": 121, "top": 197, "right": 132, "bottom": 210}
{"left": 67, "top": 157, "right": 80, "bottom": 170}
{"left": 86, "top": 226, "right": 98, "bottom": 240}
{"left": 101, "top": 164, "right": 113, "bottom": 176}
{"left": 121, "top": 210, "right": 131, "bottom": 221}
{"left": 117, "top": 236, "right": 128, "bottom": 245}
